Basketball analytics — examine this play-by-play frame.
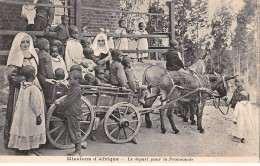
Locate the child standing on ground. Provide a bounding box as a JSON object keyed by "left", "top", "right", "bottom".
{"left": 231, "top": 90, "right": 254, "bottom": 143}
{"left": 8, "top": 65, "right": 46, "bottom": 154}
{"left": 54, "top": 70, "right": 83, "bottom": 156}
{"left": 135, "top": 22, "right": 148, "bottom": 62}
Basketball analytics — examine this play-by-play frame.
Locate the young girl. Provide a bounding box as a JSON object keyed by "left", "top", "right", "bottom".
{"left": 135, "top": 22, "right": 148, "bottom": 62}
{"left": 114, "top": 19, "right": 128, "bottom": 54}
{"left": 105, "top": 28, "right": 114, "bottom": 49}
{"left": 8, "top": 65, "right": 46, "bottom": 154}
{"left": 231, "top": 90, "right": 254, "bottom": 143}
{"left": 50, "top": 46, "right": 68, "bottom": 79}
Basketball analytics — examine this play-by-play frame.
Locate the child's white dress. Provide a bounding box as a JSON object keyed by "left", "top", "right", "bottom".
{"left": 8, "top": 81, "right": 46, "bottom": 150}
{"left": 232, "top": 101, "right": 254, "bottom": 140}
{"left": 135, "top": 30, "right": 148, "bottom": 58}
{"left": 21, "top": 4, "right": 36, "bottom": 25}
{"left": 65, "top": 38, "right": 84, "bottom": 71}
{"left": 51, "top": 55, "right": 68, "bottom": 79}
{"left": 114, "top": 28, "right": 128, "bottom": 51}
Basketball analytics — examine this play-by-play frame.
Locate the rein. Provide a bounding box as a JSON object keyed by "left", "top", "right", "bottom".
{"left": 211, "top": 76, "right": 230, "bottom": 115}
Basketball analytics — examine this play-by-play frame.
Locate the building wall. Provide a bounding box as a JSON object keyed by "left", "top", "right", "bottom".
{"left": 0, "top": 0, "right": 121, "bottom": 64}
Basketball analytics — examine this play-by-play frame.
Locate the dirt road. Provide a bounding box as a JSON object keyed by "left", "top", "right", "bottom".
{"left": 0, "top": 104, "right": 258, "bottom": 157}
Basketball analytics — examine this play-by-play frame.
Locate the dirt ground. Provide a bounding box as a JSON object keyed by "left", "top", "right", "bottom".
{"left": 0, "top": 62, "right": 259, "bottom": 158}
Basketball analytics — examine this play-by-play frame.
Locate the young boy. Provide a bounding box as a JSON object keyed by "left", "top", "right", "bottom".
{"left": 109, "top": 49, "right": 128, "bottom": 88}
{"left": 54, "top": 15, "right": 70, "bottom": 44}
{"left": 52, "top": 39, "right": 64, "bottom": 58}
{"left": 121, "top": 56, "right": 147, "bottom": 104}
{"left": 165, "top": 40, "right": 184, "bottom": 71}
{"left": 135, "top": 22, "right": 148, "bottom": 62}
{"left": 37, "top": 38, "right": 56, "bottom": 104}
{"left": 65, "top": 25, "right": 88, "bottom": 71}
{"left": 81, "top": 37, "right": 92, "bottom": 49}
{"left": 50, "top": 46, "right": 68, "bottom": 79}
{"left": 54, "top": 70, "right": 83, "bottom": 156}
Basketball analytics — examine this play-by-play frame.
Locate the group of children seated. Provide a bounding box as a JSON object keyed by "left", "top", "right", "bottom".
{"left": 34, "top": 15, "right": 147, "bottom": 107}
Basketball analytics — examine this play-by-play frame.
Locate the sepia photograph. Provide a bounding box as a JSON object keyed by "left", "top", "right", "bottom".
{"left": 0, "top": 0, "right": 259, "bottom": 163}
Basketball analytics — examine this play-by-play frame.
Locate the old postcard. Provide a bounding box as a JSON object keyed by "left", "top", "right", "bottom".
{"left": 0, "top": 0, "right": 259, "bottom": 163}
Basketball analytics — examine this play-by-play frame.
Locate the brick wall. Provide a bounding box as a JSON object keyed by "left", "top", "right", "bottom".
{"left": 0, "top": 0, "right": 121, "bottom": 64}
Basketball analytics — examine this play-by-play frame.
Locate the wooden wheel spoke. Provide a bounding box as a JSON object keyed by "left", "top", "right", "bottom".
{"left": 64, "top": 131, "right": 69, "bottom": 145}
{"left": 123, "top": 106, "right": 129, "bottom": 117}
{"left": 109, "top": 125, "right": 119, "bottom": 135}
{"left": 50, "top": 116, "right": 63, "bottom": 122}
{"left": 80, "top": 129, "right": 86, "bottom": 135}
{"left": 128, "top": 111, "right": 136, "bottom": 118}
{"left": 80, "top": 120, "right": 91, "bottom": 124}
{"left": 128, "top": 126, "right": 136, "bottom": 132}
{"left": 117, "top": 108, "right": 122, "bottom": 119}
{"left": 122, "top": 127, "right": 127, "bottom": 139}
{"left": 109, "top": 113, "right": 120, "bottom": 122}
{"left": 128, "top": 120, "right": 139, "bottom": 124}
{"left": 106, "top": 122, "right": 119, "bottom": 126}
{"left": 117, "top": 128, "right": 121, "bottom": 140}
{"left": 50, "top": 124, "right": 63, "bottom": 134}
{"left": 82, "top": 111, "right": 90, "bottom": 116}
{"left": 54, "top": 126, "right": 66, "bottom": 142}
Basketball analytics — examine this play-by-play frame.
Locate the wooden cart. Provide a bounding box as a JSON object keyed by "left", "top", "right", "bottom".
{"left": 46, "top": 84, "right": 142, "bottom": 149}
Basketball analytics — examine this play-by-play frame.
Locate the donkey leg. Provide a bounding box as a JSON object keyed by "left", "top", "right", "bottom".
{"left": 167, "top": 107, "right": 179, "bottom": 134}
{"left": 189, "top": 103, "right": 196, "bottom": 125}
{"left": 196, "top": 102, "right": 205, "bottom": 133}
{"left": 182, "top": 104, "right": 189, "bottom": 122}
{"left": 144, "top": 112, "right": 152, "bottom": 128}
{"left": 160, "top": 108, "right": 166, "bottom": 134}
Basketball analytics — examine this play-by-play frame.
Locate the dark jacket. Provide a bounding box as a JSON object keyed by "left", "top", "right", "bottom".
{"left": 54, "top": 23, "right": 69, "bottom": 43}
{"left": 110, "top": 61, "right": 128, "bottom": 87}
{"left": 37, "top": 49, "right": 55, "bottom": 101}
{"left": 230, "top": 86, "right": 249, "bottom": 108}
{"left": 125, "top": 67, "right": 136, "bottom": 92}
{"left": 61, "top": 82, "right": 82, "bottom": 116}
{"left": 166, "top": 49, "right": 184, "bottom": 71}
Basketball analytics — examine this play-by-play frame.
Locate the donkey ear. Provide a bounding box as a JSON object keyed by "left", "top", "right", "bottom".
{"left": 225, "top": 75, "right": 238, "bottom": 81}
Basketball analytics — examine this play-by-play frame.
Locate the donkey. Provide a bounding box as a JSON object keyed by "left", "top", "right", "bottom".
{"left": 142, "top": 59, "right": 207, "bottom": 128}
{"left": 158, "top": 71, "right": 236, "bottom": 134}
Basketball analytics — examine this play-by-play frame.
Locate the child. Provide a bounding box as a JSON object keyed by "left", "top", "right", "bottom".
{"left": 52, "top": 39, "right": 63, "bottom": 57}
{"left": 8, "top": 65, "right": 46, "bottom": 154}
{"left": 83, "top": 47, "right": 97, "bottom": 75}
{"left": 82, "top": 25, "right": 88, "bottom": 34}
{"left": 94, "top": 65, "right": 110, "bottom": 84}
{"left": 122, "top": 56, "right": 147, "bottom": 104}
{"left": 109, "top": 49, "right": 128, "bottom": 88}
{"left": 37, "top": 38, "right": 56, "bottom": 100}
{"left": 81, "top": 37, "right": 92, "bottom": 49}
{"left": 105, "top": 28, "right": 114, "bottom": 50}
{"left": 50, "top": 45, "right": 68, "bottom": 79}
{"left": 231, "top": 91, "right": 254, "bottom": 143}
{"left": 65, "top": 25, "right": 88, "bottom": 71}
{"left": 54, "top": 15, "right": 70, "bottom": 44}
{"left": 114, "top": 19, "right": 128, "bottom": 55}
{"left": 165, "top": 40, "right": 184, "bottom": 72}
{"left": 54, "top": 70, "right": 82, "bottom": 156}
{"left": 21, "top": 0, "right": 36, "bottom": 31}
{"left": 230, "top": 77, "right": 249, "bottom": 109}
{"left": 135, "top": 22, "right": 148, "bottom": 62}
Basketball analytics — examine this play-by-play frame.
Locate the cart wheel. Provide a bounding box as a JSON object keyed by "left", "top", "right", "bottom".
{"left": 104, "top": 102, "right": 141, "bottom": 144}
{"left": 46, "top": 96, "right": 94, "bottom": 149}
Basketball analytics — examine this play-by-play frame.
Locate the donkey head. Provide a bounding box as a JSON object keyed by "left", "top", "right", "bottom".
{"left": 209, "top": 75, "right": 237, "bottom": 98}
